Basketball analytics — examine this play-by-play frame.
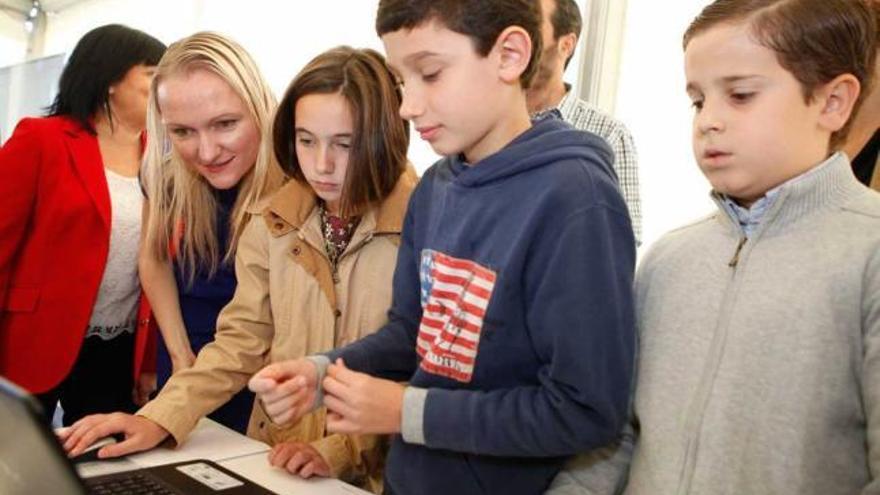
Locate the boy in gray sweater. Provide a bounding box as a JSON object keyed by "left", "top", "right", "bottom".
{"left": 548, "top": 1, "right": 880, "bottom": 494}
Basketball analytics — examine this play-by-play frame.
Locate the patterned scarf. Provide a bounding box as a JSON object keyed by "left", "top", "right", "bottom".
{"left": 319, "top": 202, "right": 359, "bottom": 266}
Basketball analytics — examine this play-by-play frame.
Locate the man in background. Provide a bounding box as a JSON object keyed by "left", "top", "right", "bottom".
{"left": 528, "top": 0, "right": 642, "bottom": 243}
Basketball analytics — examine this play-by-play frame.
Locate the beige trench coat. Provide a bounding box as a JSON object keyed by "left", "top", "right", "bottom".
{"left": 138, "top": 169, "right": 417, "bottom": 492}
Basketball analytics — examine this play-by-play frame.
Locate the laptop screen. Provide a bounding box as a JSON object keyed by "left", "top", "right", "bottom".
{"left": 0, "top": 377, "right": 87, "bottom": 495}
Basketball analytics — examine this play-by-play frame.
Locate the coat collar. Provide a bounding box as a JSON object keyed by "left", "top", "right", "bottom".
{"left": 263, "top": 165, "right": 418, "bottom": 236}
{"left": 56, "top": 116, "right": 111, "bottom": 228}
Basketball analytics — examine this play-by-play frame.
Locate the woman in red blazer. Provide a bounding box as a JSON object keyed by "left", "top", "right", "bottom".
{"left": 0, "top": 24, "right": 165, "bottom": 425}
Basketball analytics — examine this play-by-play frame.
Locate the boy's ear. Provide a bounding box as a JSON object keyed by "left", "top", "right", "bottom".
{"left": 816, "top": 73, "right": 861, "bottom": 133}
{"left": 559, "top": 32, "right": 578, "bottom": 61}
{"left": 495, "top": 26, "right": 532, "bottom": 84}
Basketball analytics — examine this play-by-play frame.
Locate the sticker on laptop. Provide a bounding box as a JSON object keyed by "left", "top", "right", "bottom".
{"left": 176, "top": 462, "right": 244, "bottom": 491}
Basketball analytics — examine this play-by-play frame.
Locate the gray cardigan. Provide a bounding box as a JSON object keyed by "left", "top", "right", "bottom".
{"left": 549, "top": 152, "right": 880, "bottom": 495}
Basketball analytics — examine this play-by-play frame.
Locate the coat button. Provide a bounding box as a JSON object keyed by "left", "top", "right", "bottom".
{"left": 259, "top": 421, "right": 265, "bottom": 429}
{"left": 274, "top": 222, "right": 284, "bottom": 230}
{"left": 292, "top": 246, "right": 301, "bottom": 255}
{"left": 334, "top": 309, "right": 342, "bottom": 318}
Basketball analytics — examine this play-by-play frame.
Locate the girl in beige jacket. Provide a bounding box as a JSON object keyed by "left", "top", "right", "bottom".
{"left": 63, "top": 46, "right": 415, "bottom": 493}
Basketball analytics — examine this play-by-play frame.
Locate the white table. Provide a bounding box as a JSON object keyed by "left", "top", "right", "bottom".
{"left": 77, "top": 418, "right": 370, "bottom": 495}
{"left": 219, "top": 452, "right": 371, "bottom": 495}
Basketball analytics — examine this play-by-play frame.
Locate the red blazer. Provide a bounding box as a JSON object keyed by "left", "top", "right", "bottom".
{"left": 0, "top": 116, "right": 155, "bottom": 393}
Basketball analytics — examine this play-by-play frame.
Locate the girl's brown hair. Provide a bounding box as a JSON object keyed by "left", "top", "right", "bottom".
{"left": 273, "top": 46, "right": 410, "bottom": 217}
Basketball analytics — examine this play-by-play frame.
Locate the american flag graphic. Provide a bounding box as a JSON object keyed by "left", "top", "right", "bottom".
{"left": 417, "top": 249, "right": 497, "bottom": 383}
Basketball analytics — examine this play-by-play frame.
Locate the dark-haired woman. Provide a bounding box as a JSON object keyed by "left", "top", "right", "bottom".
{"left": 0, "top": 24, "right": 166, "bottom": 425}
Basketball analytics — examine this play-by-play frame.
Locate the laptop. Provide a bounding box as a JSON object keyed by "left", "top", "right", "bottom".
{"left": 0, "top": 376, "right": 277, "bottom": 495}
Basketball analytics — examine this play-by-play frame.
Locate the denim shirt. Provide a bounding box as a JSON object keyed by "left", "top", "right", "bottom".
{"left": 719, "top": 157, "right": 833, "bottom": 237}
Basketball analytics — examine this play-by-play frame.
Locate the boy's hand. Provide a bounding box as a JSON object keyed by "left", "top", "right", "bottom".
{"left": 248, "top": 359, "right": 318, "bottom": 425}
{"left": 59, "top": 413, "right": 169, "bottom": 458}
{"left": 323, "top": 358, "right": 404, "bottom": 435}
{"left": 268, "top": 441, "right": 331, "bottom": 478}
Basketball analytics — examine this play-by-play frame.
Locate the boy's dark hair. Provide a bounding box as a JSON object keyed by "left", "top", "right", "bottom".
{"left": 548, "top": 0, "right": 583, "bottom": 69}
{"left": 683, "top": 0, "right": 878, "bottom": 150}
{"left": 273, "top": 46, "right": 410, "bottom": 218}
{"left": 47, "top": 24, "right": 166, "bottom": 134}
{"left": 376, "top": 0, "right": 543, "bottom": 89}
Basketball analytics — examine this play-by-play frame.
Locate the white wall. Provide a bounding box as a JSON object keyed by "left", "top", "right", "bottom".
{"left": 0, "top": 12, "right": 27, "bottom": 67}
{"left": 0, "top": 54, "right": 65, "bottom": 142}
{"left": 615, "top": 0, "right": 714, "bottom": 250}
{"left": 41, "top": 0, "right": 201, "bottom": 55}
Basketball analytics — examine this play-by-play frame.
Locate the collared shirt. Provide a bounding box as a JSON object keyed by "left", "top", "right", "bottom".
{"left": 719, "top": 157, "right": 832, "bottom": 237}
{"left": 555, "top": 88, "right": 642, "bottom": 243}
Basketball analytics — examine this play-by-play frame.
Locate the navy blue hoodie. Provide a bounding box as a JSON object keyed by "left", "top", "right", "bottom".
{"left": 328, "top": 114, "right": 636, "bottom": 494}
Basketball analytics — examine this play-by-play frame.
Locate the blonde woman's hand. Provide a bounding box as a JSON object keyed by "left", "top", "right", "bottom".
{"left": 59, "top": 413, "right": 169, "bottom": 459}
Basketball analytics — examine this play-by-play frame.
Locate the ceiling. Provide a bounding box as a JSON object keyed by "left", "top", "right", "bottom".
{"left": 0, "top": 0, "right": 84, "bottom": 16}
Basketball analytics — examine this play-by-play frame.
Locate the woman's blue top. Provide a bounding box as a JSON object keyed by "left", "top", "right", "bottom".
{"left": 156, "top": 186, "right": 254, "bottom": 433}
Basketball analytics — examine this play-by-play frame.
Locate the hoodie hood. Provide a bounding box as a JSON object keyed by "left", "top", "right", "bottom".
{"left": 446, "top": 111, "right": 616, "bottom": 188}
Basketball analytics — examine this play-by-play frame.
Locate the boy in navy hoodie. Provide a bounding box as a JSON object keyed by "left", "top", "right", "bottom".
{"left": 249, "top": 1, "right": 636, "bottom": 493}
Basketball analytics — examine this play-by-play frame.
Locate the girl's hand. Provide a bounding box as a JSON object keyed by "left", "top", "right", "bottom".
{"left": 268, "top": 441, "right": 331, "bottom": 478}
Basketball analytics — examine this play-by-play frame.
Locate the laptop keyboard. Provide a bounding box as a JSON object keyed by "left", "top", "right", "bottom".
{"left": 85, "top": 472, "right": 177, "bottom": 495}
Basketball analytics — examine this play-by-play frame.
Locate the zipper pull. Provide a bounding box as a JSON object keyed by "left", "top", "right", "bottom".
{"left": 728, "top": 237, "right": 747, "bottom": 268}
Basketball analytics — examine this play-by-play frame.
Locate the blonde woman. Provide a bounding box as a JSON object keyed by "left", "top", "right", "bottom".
{"left": 139, "top": 32, "right": 285, "bottom": 432}
{"left": 63, "top": 46, "right": 414, "bottom": 492}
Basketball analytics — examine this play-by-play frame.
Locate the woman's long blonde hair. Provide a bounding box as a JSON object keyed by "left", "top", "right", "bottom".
{"left": 142, "top": 32, "right": 285, "bottom": 284}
